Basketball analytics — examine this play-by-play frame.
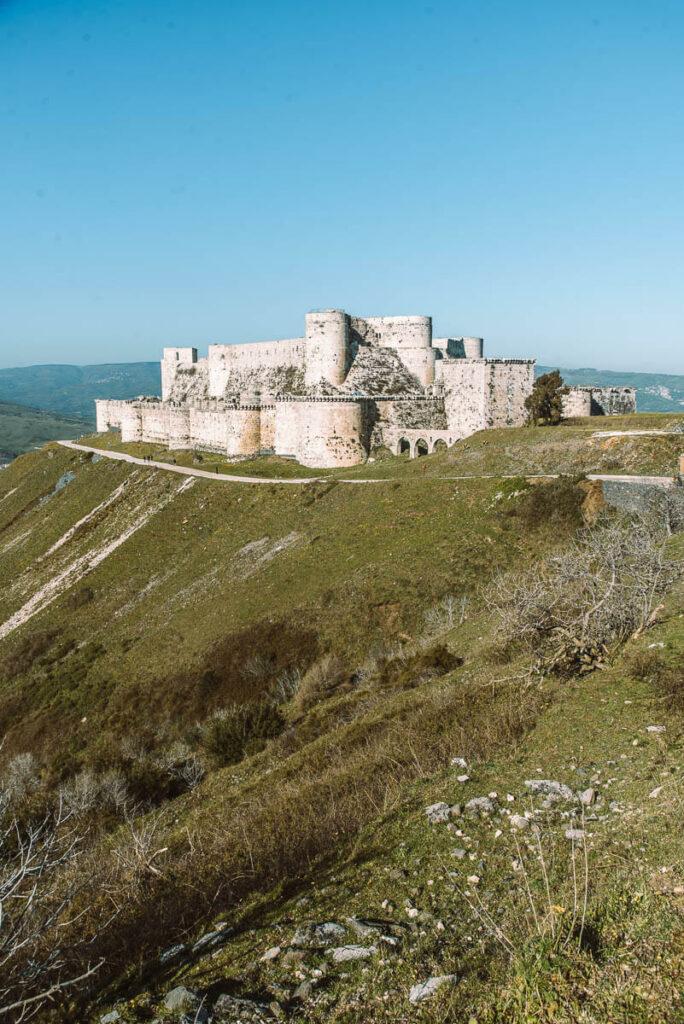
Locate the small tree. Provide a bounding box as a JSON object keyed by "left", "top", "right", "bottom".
{"left": 525, "top": 370, "right": 568, "bottom": 426}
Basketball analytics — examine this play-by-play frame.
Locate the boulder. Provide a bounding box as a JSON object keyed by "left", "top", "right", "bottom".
{"left": 509, "top": 814, "right": 530, "bottom": 831}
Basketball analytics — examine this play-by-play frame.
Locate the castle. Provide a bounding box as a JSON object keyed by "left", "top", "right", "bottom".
{"left": 96, "top": 309, "right": 537, "bottom": 467}
{"left": 95, "top": 309, "right": 636, "bottom": 468}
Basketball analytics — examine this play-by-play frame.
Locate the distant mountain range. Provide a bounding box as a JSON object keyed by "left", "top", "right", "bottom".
{"left": 0, "top": 361, "right": 681, "bottom": 426}
{"left": 537, "top": 366, "right": 684, "bottom": 413}
{"left": 0, "top": 401, "right": 89, "bottom": 463}
{"left": 0, "top": 362, "right": 160, "bottom": 423}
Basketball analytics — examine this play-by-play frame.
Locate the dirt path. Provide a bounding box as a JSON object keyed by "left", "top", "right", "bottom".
{"left": 57, "top": 441, "right": 679, "bottom": 489}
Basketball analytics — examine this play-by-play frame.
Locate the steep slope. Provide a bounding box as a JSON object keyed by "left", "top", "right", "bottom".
{"left": 0, "top": 426, "right": 682, "bottom": 1022}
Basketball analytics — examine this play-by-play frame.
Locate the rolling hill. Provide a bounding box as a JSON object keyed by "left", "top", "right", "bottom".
{"left": 0, "top": 400, "right": 89, "bottom": 464}
{"left": 537, "top": 365, "right": 684, "bottom": 412}
{"left": 0, "top": 362, "right": 160, "bottom": 423}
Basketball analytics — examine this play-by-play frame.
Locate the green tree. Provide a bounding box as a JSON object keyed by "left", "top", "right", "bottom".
{"left": 525, "top": 370, "right": 568, "bottom": 426}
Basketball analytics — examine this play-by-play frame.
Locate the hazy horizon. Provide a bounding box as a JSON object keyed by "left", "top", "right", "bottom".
{"left": 2, "top": 1, "right": 683, "bottom": 374}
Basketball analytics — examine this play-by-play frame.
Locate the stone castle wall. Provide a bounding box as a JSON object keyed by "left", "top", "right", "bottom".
{"left": 96, "top": 308, "right": 549, "bottom": 468}
{"left": 563, "top": 386, "right": 637, "bottom": 418}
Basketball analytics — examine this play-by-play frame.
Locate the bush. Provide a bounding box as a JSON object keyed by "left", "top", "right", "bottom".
{"left": 291, "top": 654, "right": 347, "bottom": 715}
{"left": 200, "top": 700, "right": 284, "bottom": 766}
{"left": 485, "top": 511, "right": 682, "bottom": 673}
{"left": 525, "top": 370, "right": 568, "bottom": 426}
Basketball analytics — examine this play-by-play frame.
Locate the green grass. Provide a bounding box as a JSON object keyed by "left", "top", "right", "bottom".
{"left": 1, "top": 427, "right": 683, "bottom": 1022}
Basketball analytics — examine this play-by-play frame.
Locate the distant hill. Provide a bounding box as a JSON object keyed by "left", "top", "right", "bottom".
{"left": 0, "top": 401, "right": 89, "bottom": 463}
{"left": 0, "top": 362, "right": 160, "bottom": 423}
{"left": 537, "top": 365, "right": 684, "bottom": 413}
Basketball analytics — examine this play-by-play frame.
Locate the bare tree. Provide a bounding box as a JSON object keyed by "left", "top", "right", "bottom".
{"left": 486, "top": 510, "right": 682, "bottom": 672}
{"left": 0, "top": 799, "right": 103, "bottom": 1022}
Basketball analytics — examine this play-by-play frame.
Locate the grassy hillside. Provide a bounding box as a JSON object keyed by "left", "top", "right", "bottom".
{"left": 0, "top": 422, "right": 682, "bottom": 1021}
{"left": 538, "top": 364, "right": 684, "bottom": 413}
{"left": 0, "top": 362, "right": 160, "bottom": 422}
{"left": 0, "top": 400, "right": 88, "bottom": 463}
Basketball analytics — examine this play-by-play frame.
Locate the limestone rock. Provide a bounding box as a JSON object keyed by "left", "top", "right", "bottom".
{"left": 465, "top": 796, "right": 496, "bottom": 817}
{"left": 524, "top": 779, "right": 574, "bottom": 801}
{"left": 213, "top": 992, "right": 273, "bottom": 1021}
{"left": 291, "top": 921, "right": 346, "bottom": 947}
{"left": 425, "top": 801, "right": 451, "bottom": 824}
{"left": 328, "top": 944, "right": 377, "bottom": 962}
{"left": 509, "top": 814, "right": 530, "bottom": 831}
{"left": 409, "top": 974, "right": 458, "bottom": 1004}
{"left": 164, "top": 986, "right": 199, "bottom": 1013}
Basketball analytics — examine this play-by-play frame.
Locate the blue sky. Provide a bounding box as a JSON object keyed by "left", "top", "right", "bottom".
{"left": 1, "top": 0, "right": 683, "bottom": 372}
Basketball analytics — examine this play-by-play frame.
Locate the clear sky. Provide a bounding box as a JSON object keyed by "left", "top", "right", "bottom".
{"left": 1, "top": 0, "right": 683, "bottom": 372}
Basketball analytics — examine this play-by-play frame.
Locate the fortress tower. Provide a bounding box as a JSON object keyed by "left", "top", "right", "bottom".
{"left": 304, "top": 309, "right": 350, "bottom": 387}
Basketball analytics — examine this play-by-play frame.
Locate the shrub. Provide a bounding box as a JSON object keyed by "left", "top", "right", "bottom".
{"left": 485, "top": 511, "right": 682, "bottom": 672}
{"left": 624, "top": 648, "right": 667, "bottom": 681}
{"left": 291, "top": 654, "right": 347, "bottom": 715}
{"left": 200, "top": 700, "right": 284, "bottom": 766}
{"left": 1, "top": 753, "right": 40, "bottom": 807}
{"left": 525, "top": 370, "right": 568, "bottom": 426}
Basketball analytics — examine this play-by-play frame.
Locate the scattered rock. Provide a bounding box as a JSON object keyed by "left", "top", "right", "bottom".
{"left": 565, "top": 828, "right": 586, "bottom": 842}
{"left": 649, "top": 786, "right": 663, "bottom": 799}
{"left": 456, "top": 774, "right": 470, "bottom": 784}
{"left": 578, "top": 788, "right": 596, "bottom": 806}
{"left": 425, "top": 802, "right": 451, "bottom": 824}
{"left": 213, "top": 992, "right": 273, "bottom": 1021}
{"left": 509, "top": 814, "right": 530, "bottom": 831}
{"left": 192, "top": 924, "right": 232, "bottom": 954}
{"left": 291, "top": 921, "right": 346, "bottom": 947}
{"left": 100, "top": 1013, "right": 121, "bottom": 1024}
{"left": 451, "top": 757, "right": 468, "bottom": 769}
{"left": 466, "top": 875, "right": 480, "bottom": 885}
{"left": 159, "top": 943, "right": 186, "bottom": 965}
{"left": 451, "top": 847, "right": 467, "bottom": 858}
{"left": 409, "top": 974, "right": 458, "bottom": 1004}
{"left": 164, "top": 986, "right": 199, "bottom": 1013}
{"left": 261, "top": 945, "right": 281, "bottom": 962}
{"left": 465, "top": 796, "right": 496, "bottom": 817}
{"left": 646, "top": 725, "right": 666, "bottom": 734}
{"left": 524, "top": 779, "right": 574, "bottom": 801}
{"left": 329, "top": 944, "right": 377, "bottom": 962}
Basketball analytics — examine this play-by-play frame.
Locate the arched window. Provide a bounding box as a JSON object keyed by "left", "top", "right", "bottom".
{"left": 433, "top": 439, "right": 448, "bottom": 453}
{"left": 416, "top": 438, "right": 429, "bottom": 457}
{"left": 398, "top": 437, "right": 411, "bottom": 455}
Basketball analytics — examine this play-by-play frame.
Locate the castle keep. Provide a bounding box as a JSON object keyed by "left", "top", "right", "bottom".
{"left": 96, "top": 309, "right": 536, "bottom": 467}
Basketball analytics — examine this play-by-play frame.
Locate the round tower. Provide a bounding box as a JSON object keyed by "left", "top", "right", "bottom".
{"left": 462, "top": 337, "right": 484, "bottom": 359}
{"left": 304, "top": 310, "right": 350, "bottom": 387}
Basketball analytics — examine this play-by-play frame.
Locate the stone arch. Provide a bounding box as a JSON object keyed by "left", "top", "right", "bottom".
{"left": 433, "top": 438, "right": 448, "bottom": 453}
{"left": 398, "top": 437, "right": 411, "bottom": 456}
{"left": 415, "top": 438, "right": 429, "bottom": 457}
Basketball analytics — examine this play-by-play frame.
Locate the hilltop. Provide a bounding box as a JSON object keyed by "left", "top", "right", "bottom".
{"left": 0, "top": 414, "right": 682, "bottom": 1022}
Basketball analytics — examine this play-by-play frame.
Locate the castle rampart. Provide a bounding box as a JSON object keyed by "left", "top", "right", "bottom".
{"left": 100, "top": 307, "right": 612, "bottom": 468}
